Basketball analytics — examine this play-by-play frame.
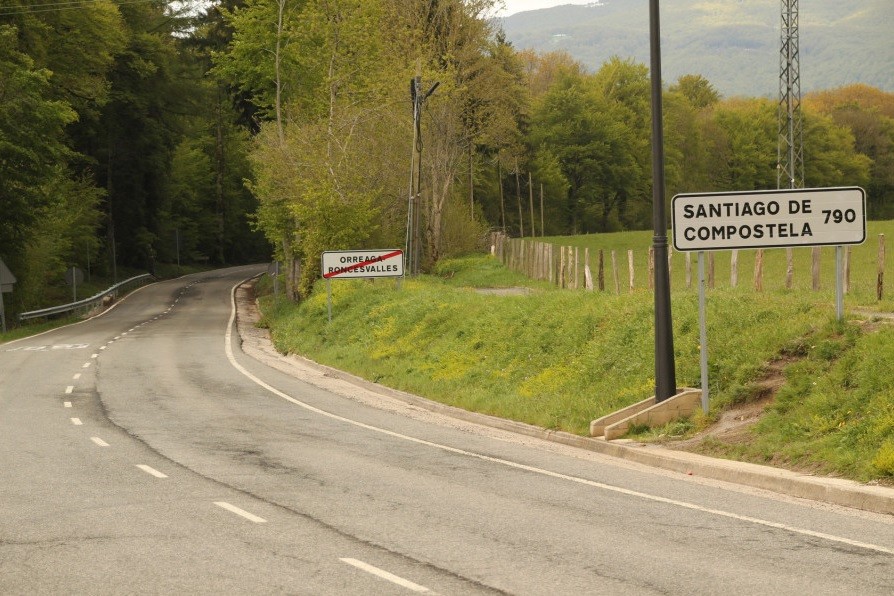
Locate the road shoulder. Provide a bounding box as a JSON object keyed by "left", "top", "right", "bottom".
{"left": 234, "top": 282, "right": 894, "bottom": 516}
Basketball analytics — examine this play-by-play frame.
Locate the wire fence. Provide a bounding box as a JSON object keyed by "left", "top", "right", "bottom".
{"left": 491, "top": 232, "right": 888, "bottom": 301}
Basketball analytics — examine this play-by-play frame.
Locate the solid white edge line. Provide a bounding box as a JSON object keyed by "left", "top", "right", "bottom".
{"left": 224, "top": 279, "right": 894, "bottom": 557}
{"left": 213, "top": 501, "right": 266, "bottom": 523}
{"left": 91, "top": 437, "right": 109, "bottom": 447}
{"left": 136, "top": 464, "right": 168, "bottom": 479}
{"left": 339, "top": 558, "right": 430, "bottom": 593}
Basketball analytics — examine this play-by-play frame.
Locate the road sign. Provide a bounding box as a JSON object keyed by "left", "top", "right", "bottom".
{"left": 65, "top": 266, "right": 84, "bottom": 286}
{"left": 0, "top": 258, "right": 16, "bottom": 293}
{"left": 672, "top": 187, "right": 866, "bottom": 252}
{"left": 321, "top": 249, "right": 404, "bottom": 279}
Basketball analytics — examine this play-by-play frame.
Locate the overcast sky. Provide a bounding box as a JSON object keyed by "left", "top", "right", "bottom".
{"left": 497, "top": 1, "right": 593, "bottom": 17}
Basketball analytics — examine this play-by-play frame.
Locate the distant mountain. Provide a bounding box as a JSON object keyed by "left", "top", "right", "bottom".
{"left": 500, "top": 0, "right": 893, "bottom": 98}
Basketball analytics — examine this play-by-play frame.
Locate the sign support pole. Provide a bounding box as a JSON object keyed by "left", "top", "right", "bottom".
{"left": 835, "top": 245, "right": 844, "bottom": 321}
{"left": 0, "top": 293, "right": 6, "bottom": 334}
{"left": 698, "top": 251, "right": 709, "bottom": 413}
{"left": 327, "top": 278, "right": 332, "bottom": 324}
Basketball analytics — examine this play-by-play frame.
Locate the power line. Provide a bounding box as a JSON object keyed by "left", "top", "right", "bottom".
{"left": 0, "top": 0, "right": 165, "bottom": 17}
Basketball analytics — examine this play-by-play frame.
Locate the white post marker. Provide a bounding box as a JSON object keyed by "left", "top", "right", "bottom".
{"left": 321, "top": 249, "right": 404, "bottom": 323}
{"left": 672, "top": 187, "right": 867, "bottom": 412}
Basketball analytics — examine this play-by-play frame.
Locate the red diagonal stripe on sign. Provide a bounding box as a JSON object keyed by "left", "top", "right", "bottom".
{"left": 323, "top": 250, "right": 403, "bottom": 279}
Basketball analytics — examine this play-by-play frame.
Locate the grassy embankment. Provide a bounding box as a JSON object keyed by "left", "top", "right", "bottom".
{"left": 257, "top": 222, "right": 894, "bottom": 482}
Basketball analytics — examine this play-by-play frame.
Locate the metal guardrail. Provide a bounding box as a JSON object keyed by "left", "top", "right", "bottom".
{"left": 19, "top": 273, "right": 155, "bottom": 321}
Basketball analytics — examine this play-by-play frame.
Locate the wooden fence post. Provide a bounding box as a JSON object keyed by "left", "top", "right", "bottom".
{"left": 844, "top": 245, "right": 851, "bottom": 294}
{"left": 730, "top": 250, "right": 739, "bottom": 288}
{"left": 754, "top": 249, "right": 763, "bottom": 292}
{"left": 879, "top": 234, "right": 886, "bottom": 301}
{"left": 559, "top": 246, "right": 566, "bottom": 288}
{"left": 584, "top": 248, "right": 593, "bottom": 290}
{"left": 785, "top": 248, "right": 794, "bottom": 289}
{"left": 611, "top": 250, "right": 620, "bottom": 294}
{"left": 574, "top": 247, "right": 580, "bottom": 289}
{"left": 598, "top": 249, "right": 605, "bottom": 291}
{"left": 627, "top": 249, "right": 635, "bottom": 293}
{"left": 685, "top": 252, "right": 692, "bottom": 289}
{"left": 812, "top": 246, "right": 821, "bottom": 290}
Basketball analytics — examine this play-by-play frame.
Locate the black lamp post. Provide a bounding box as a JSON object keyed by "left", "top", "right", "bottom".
{"left": 649, "top": 0, "right": 677, "bottom": 401}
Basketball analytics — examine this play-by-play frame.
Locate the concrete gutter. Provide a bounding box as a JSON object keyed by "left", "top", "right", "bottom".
{"left": 236, "top": 283, "right": 894, "bottom": 516}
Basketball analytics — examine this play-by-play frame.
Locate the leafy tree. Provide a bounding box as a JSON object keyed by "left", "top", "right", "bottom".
{"left": 0, "top": 24, "right": 76, "bottom": 273}
{"left": 17, "top": 169, "right": 104, "bottom": 309}
{"left": 708, "top": 98, "right": 778, "bottom": 191}
{"left": 805, "top": 85, "right": 894, "bottom": 219}
{"left": 531, "top": 70, "right": 641, "bottom": 233}
{"left": 670, "top": 74, "right": 721, "bottom": 110}
{"left": 802, "top": 109, "right": 871, "bottom": 189}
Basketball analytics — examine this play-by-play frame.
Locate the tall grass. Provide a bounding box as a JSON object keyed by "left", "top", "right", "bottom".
{"left": 261, "top": 257, "right": 825, "bottom": 430}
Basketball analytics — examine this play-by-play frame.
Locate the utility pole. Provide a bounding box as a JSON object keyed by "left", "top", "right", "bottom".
{"left": 406, "top": 75, "right": 438, "bottom": 276}
{"left": 649, "top": 0, "right": 677, "bottom": 402}
{"left": 778, "top": 0, "right": 803, "bottom": 191}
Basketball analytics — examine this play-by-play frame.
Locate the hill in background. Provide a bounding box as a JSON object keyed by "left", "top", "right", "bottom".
{"left": 500, "top": 0, "right": 893, "bottom": 98}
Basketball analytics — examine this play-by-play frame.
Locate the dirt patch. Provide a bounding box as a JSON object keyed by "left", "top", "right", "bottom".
{"left": 663, "top": 356, "right": 793, "bottom": 451}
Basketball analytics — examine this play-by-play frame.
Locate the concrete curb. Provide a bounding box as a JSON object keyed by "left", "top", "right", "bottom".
{"left": 236, "top": 284, "right": 894, "bottom": 516}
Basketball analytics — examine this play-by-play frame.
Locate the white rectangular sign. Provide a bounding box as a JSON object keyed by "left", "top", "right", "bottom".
{"left": 321, "top": 249, "right": 404, "bottom": 279}
{"left": 672, "top": 187, "right": 866, "bottom": 252}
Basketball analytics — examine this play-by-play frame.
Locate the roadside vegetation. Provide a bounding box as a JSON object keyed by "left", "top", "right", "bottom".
{"left": 257, "top": 247, "right": 894, "bottom": 484}
{"left": 543, "top": 220, "right": 894, "bottom": 311}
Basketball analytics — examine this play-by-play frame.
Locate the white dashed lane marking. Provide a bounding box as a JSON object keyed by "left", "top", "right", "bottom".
{"left": 90, "top": 437, "right": 109, "bottom": 447}
{"left": 213, "top": 502, "right": 266, "bottom": 523}
{"left": 340, "top": 558, "right": 430, "bottom": 593}
{"left": 136, "top": 465, "right": 168, "bottom": 479}
{"left": 65, "top": 386, "right": 74, "bottom": 394}
{"left": 70, "top": 418, "right": 82, "bottom": 426}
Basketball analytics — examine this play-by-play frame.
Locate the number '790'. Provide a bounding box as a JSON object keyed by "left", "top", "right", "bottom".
{"left": 822, "top": 209, "right": 857, "bottom": 224}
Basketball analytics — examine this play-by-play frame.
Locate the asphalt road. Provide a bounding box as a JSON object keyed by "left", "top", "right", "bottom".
{"left": 2, "top": 265, "right": 892, "bottom": 595}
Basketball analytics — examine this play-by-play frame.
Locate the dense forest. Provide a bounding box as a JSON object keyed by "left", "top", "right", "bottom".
{"left": 1, "top": 0, "right": 893, "bottom": 314}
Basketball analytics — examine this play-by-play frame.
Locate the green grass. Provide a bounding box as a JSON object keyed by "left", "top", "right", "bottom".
{"left": 0, "top": 316, "right": 81, "bottom": 345}
{"left": 257, "top": 251, "right": 894, "bottom": 482}
{"left": 688, "top": 318, "right": 894, "bottom": 482}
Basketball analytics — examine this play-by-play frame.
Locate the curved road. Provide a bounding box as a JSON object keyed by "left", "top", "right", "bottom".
{"left": 2, "top": 266, "right": 892, "bottom": 594}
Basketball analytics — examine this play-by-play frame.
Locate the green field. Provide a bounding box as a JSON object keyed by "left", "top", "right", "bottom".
{"left": 257, "top": 242, "right": 894, "bottom": 483}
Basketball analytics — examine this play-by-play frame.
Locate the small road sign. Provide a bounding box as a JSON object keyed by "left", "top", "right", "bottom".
{"left": 321, "top": 249, "right": 404, "bottom": 279}
{"left": 672, "top": 187, "right": 866, "bottom": 252}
